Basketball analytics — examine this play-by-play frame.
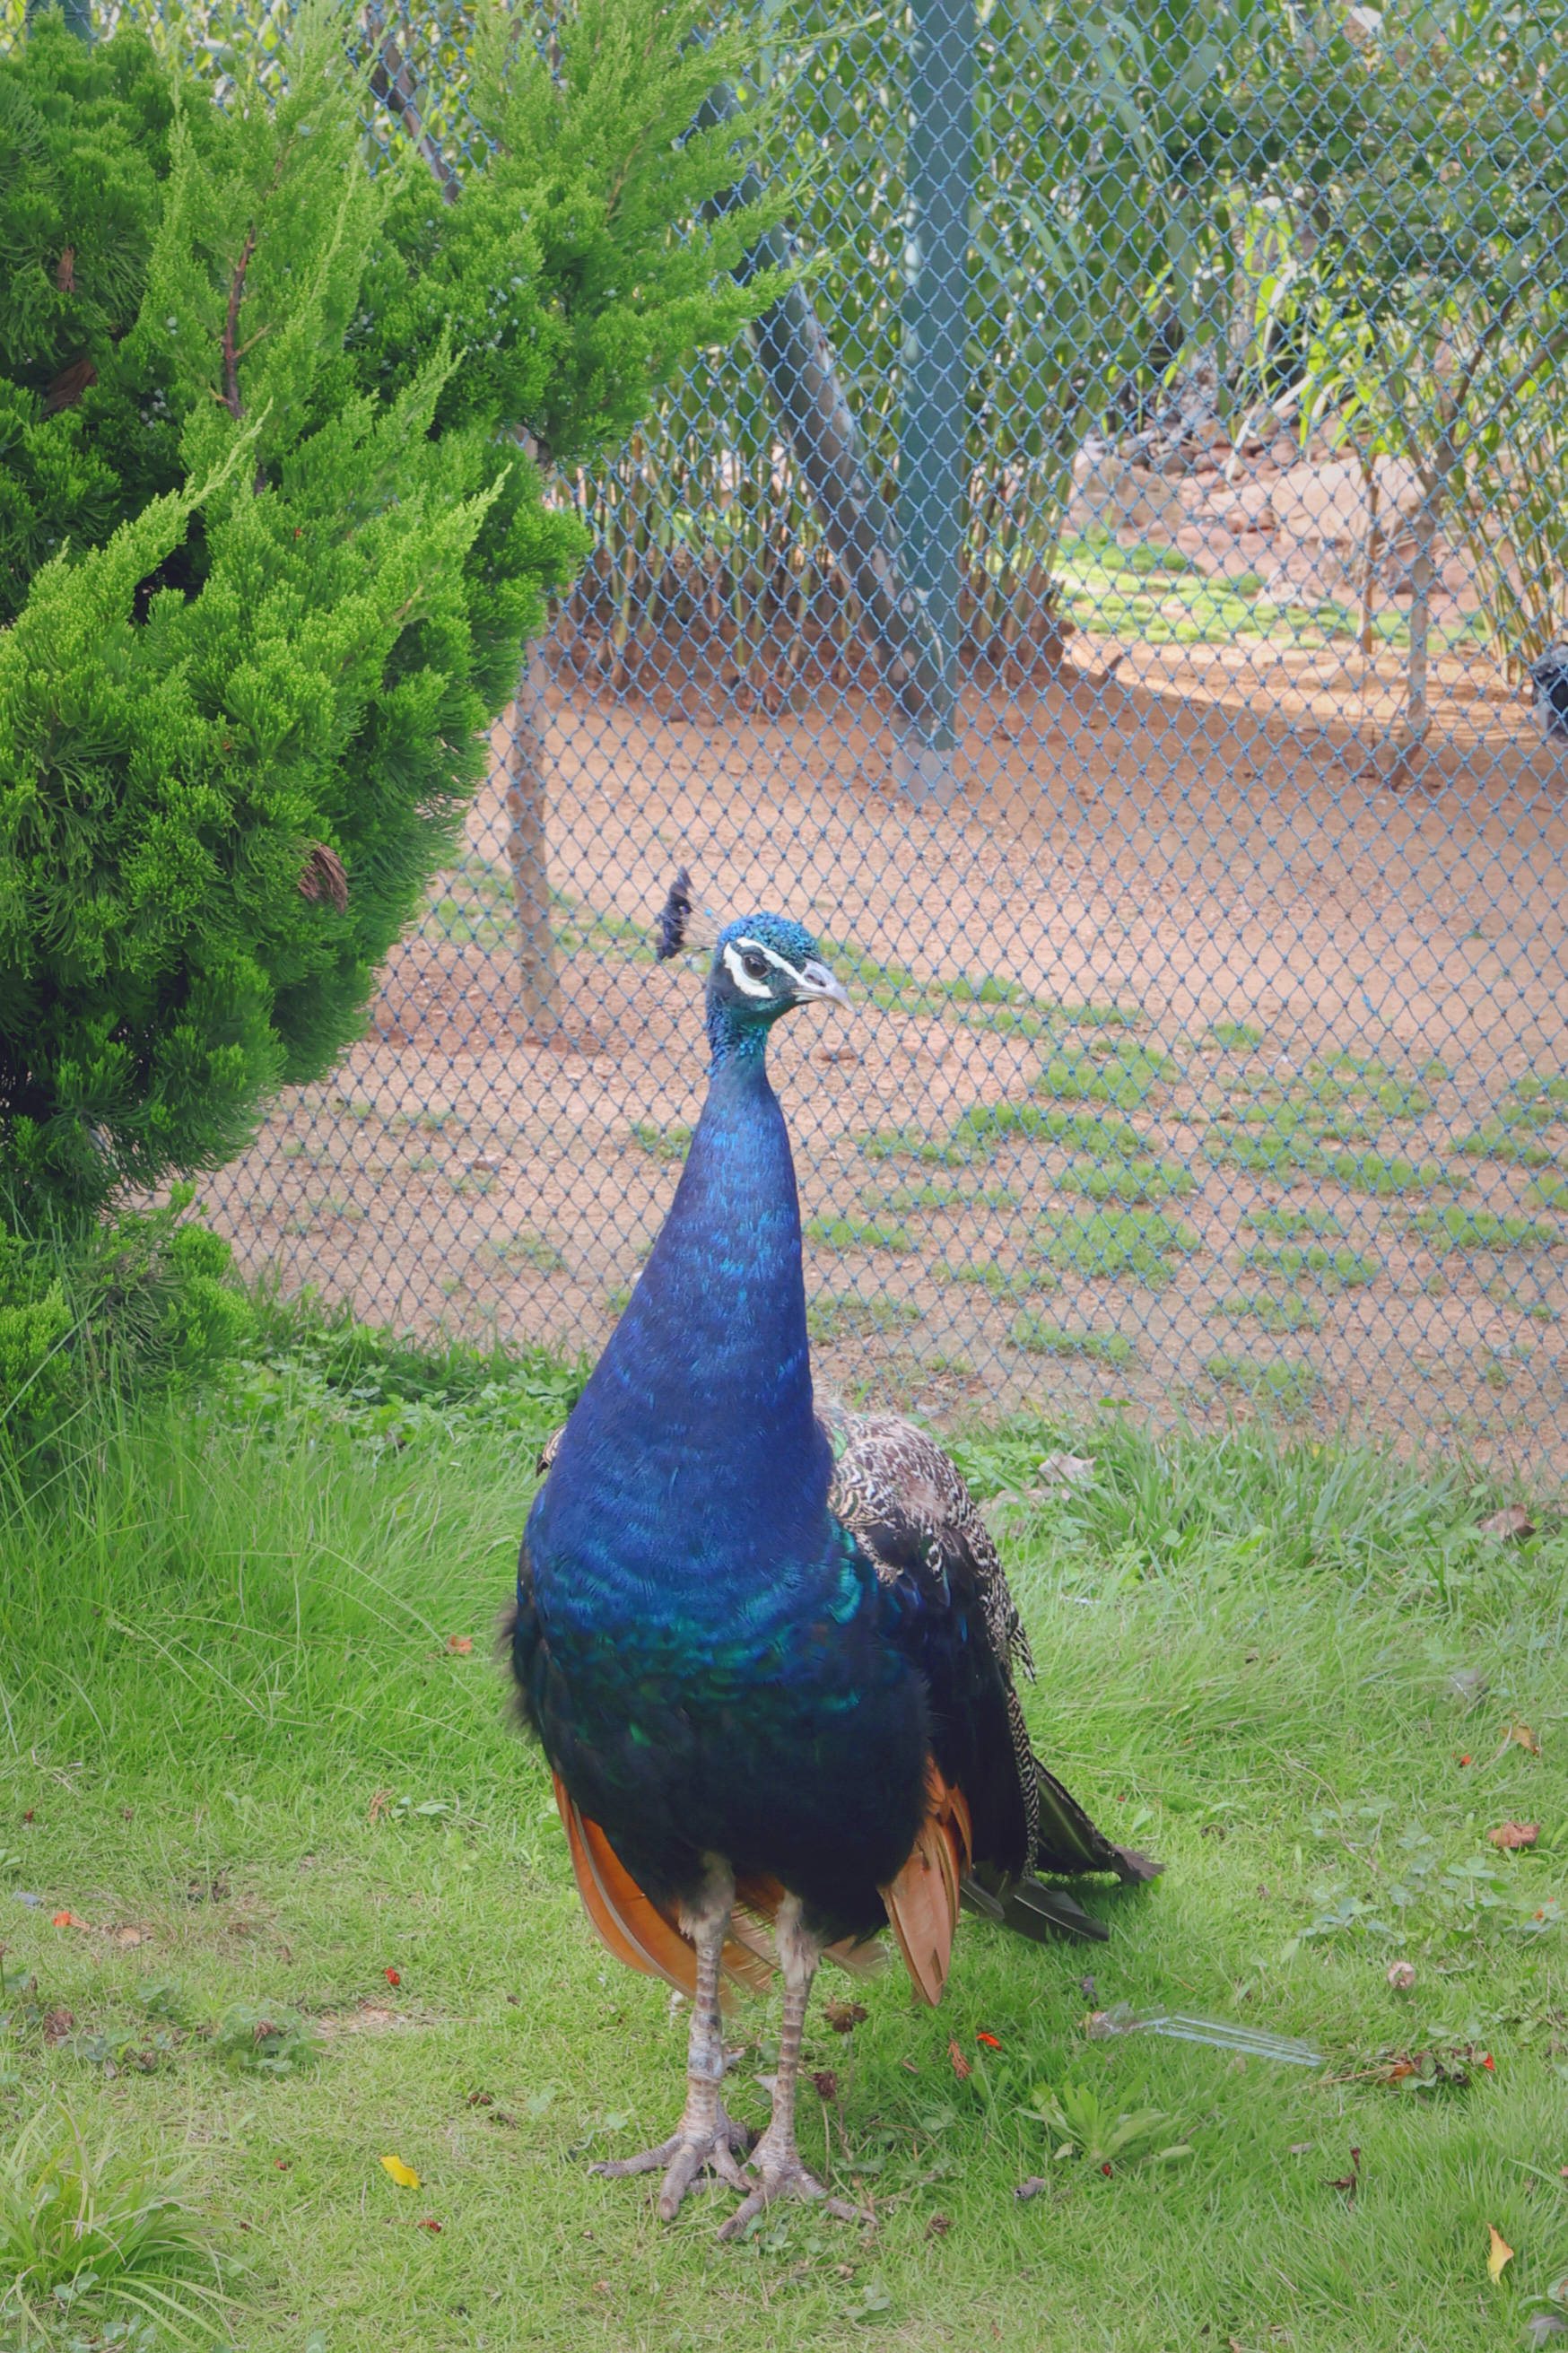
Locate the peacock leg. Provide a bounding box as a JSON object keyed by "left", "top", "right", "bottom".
{"left": 718, "top": 1895, "right": 861, "bottom": 2241}
{"left": 589, "top": 1858, "right": 752, "bottom": 2222}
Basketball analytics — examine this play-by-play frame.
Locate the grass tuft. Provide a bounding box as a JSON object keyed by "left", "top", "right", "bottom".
{"left": 630, "top": 1120, "right": 693, "bottom": 1163}
{"left": 1008, "top": 1317, "right": 1135, "bottom": 1364}
{"left": 0, "top": 2103, "right": 221, "bottom": 2336}
{"left": 1037, "top": 1208, "right": 1200, "bottom": 1286}
{"left": 1201, "top": 1354, "right": 1323, "bottom": 1410}
{"left": 1035, "top": 1047, "right": 1177, "bottom": 1111}
{"left": 1410, "top": 1205, "right": 1564, "bottom": 1254}
{"left": 805, "top": 1214, "right": 914, "bottom": 1254}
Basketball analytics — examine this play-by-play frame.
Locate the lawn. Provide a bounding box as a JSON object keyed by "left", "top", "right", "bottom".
{"left": 0, "top": 1365, "right": 1564, "bottom": 2352}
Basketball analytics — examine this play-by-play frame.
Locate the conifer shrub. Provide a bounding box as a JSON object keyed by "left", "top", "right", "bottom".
{"left": 0, "top": 4, "right": 781, "bottom": 1224}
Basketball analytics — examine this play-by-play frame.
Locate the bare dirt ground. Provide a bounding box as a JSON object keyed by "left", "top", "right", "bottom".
{"left": 200, "top": 590, "right": 1568, "bottom": 1477}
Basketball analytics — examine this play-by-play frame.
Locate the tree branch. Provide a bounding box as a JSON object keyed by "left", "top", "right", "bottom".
{"left": 222, "top": 228, "right": 257, "bottom": 422}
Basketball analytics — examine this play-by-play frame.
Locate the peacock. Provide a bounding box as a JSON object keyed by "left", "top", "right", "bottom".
{"left": 509, "top": 878, "right": 1160, "bottom": 2237}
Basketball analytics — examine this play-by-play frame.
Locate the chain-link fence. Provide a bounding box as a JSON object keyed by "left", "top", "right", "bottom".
{"left": 16, "top": 0, "right": 1568, "bottom": 1461}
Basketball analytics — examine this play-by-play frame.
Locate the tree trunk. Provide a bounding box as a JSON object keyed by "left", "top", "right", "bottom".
{"left": 699, "top": 86, "right": 949, "bottom": 732}
{"left": 1358, "top": 456, "right": 1381, "bottom": 659}
{"left": 502, "top": 644, "right": 562, "bottom": 1039}
{"left": 1405, "top": 481, "right": 1440, "bottom": 751}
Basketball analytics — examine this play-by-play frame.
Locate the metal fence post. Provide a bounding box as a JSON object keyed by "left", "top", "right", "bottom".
{"left": 895, "top": 0, "right": 973, "bottom": 806}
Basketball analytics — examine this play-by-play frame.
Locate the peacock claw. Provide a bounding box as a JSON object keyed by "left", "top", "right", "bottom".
{"left": 717, "top": 2137, "right": 862, "bottom": 2242}
{"left": 591, "top": 2103, "right": 753, "bottom": 2223}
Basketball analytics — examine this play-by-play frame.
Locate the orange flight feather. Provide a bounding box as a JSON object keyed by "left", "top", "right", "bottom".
{"left": 879, "top": 1762, "right": 972, "bottom": 2007}
{"left": 552, "top": 1775, "right": 772, "bottom": 1996}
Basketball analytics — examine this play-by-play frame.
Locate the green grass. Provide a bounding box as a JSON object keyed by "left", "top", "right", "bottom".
{"left": 1217, "top": 1290, "right": 1323, "bottom": 1334}
{"left": 859, "top": 1182, "right": 1018, "bottom": 1216}
{"left": 1007, "top": 1318, "right": 1135, "bottom": 1364}
{"left": 1241, "top": 1206, "right": 1349, "bottom": 1242}
{"left": 1200, "top": 1354, "right": 1324, "bottom": 1411}
{"left": 859, "top": 1127, "right": 973, "bottom": 1169}
{"left": 1206, "top": 1020, "right": 1266, "bottom": 1051}
{"left": 1323, "top": 1151, "right": 1449, "bottom": 1198}
{"left": 1410, "top": 1207, "right": 1565, "bottom": 1255}
{"left": 806, "top": 1294, "right": 925, "bottom": 1346}
{"left": 631, "top": 1120, "right": 693, "bottom": 1164}
{"left": 1036, "top": 1208, "right": 1200, "bottom": 1287}
{"left": 1455, "top": 1122, "right": 1555, "bottom": 1169}
{"left": 2, "top": 1390, "right": 1565, "bottom": 2350}
{"left": 1058, "top": 1158, "right": 1193, "bottom": 1207}
{"left": 1036, "top": 1048, "right": 1177, "bottom": 1111}
{"left": 805, "top": 1215, "right": 914, "bottom": 1255}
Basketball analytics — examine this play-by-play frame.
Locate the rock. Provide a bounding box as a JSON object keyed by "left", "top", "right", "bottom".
{"left": 1068, "top": 449, "right": 1187, "bottom": 545}
{"left": 1477, "top": 1503, "right": 1535, "bottom": 1541}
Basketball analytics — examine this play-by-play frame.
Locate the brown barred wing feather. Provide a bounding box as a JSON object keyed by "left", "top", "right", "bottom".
{"left": 823, "top": 1406, "right": 1162, "bottom": 1916}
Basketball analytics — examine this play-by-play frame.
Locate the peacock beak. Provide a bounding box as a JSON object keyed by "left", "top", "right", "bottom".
{"left": 794, "top": 957, "right": 850, "bottom": 1007}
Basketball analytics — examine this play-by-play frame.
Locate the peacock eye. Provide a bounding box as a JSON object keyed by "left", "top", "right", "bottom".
{"left": 741, "top": 951, "right": 769, "bottom": 981}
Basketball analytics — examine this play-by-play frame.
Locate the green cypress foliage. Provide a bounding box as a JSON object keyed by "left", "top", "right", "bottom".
{"left": 0, "top": 3, "right": 783, "bottom": 1223}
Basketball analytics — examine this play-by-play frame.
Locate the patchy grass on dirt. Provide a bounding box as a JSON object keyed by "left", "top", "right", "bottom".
{"left": 4, "top": 1350, "right": 1565, "bottom": 2353}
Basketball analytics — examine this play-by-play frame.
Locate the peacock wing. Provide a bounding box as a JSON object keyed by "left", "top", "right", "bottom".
{"left": 823, "top": 1406, "right": 1160, "bottom": 1897}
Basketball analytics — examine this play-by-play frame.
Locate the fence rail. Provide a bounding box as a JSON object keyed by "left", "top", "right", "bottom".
{"left": 9, "top": 0, "right": 1568, "bottom": 1465}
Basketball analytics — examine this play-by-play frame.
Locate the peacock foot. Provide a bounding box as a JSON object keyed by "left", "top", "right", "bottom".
{"left": 717, "top": 2126, "right": 863, "bottom": 2242}
{"left": 590, "top": 2099, "right": 753, "bottom": 2223}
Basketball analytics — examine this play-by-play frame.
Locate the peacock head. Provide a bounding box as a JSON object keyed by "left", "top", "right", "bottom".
{"left": 653, "top": 873, "right": 849, "bottom": 1062}
{"left": 707, "top": 915, "right": 849, "bottom": 1053}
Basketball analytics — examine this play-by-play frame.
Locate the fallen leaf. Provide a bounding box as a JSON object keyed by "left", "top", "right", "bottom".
{"left": 1489, "top": 1822, "right": 1540, "bottom": 1851}
{"left": 823, "top": 1999, "right": 867, "bottom": 2035}
{"left": 384, "top": 1967, "right": 402, "bottom": 1985}
{"left": 1487, "top": 2225, "right": 1514, "bottom": 2285}
{"left": 50, "top": 1910, "right": 81, "bottom": 1929}
{"left": 926, "top": 2212, "right": 952, "bottom": 2239}
{"left": 419, "top": 2218, "right": 442, "bottom": 2234}
{"left": 1037, "top": 1451, "right": 1095, "bottom": 1492}
{"left": 380, "top": 2154, "right": 421, "bottom": 2189}
{"left": 368, "top": 1789, "right": 393, "bottom": 1824}
{"left": 1478, "top": 1505, "right": 1535, "bottom": 1541}
{"left": 976, "top": 2032, "right": 1003, "bottom": 2050}
{"left": 811, "top": 2070, "right": 839, "bottom": 2103}
{"left": 113, "top": 1926, "right": 149, "bottom": 1948}
{"left": 948, "top": 2037, "right": 972, "bottom": 2080}
{"left": 274, "top": 2159, "right": 290, "bottom": 2171}
{"left": 446, "top": 1636, "right": 473, "bottom": 1655}
{"left": 466, "top": 2091, "right": 493, "bottom": 2108}
{"left": 1014, "top": 2176, "right": 1048, "bottom": 2202}
{"left": 1524, "top": 2314, "right": 1568, "bottom": 2345}
{"left": 41, "top": 2006, "right": 74, "bottom": 2046}
{"left": 1386, "top": 1960, "right": 1416, "bottom": 1990}
{"left": 1459, "top": 1754, "right": 1473, "bottom": 1767}
{"left": 1483, "top": 2053, "right": 1497, "bottom": 2071}
{"left": 1502, "top": 1721, "right": 1543, "bottom": 1758}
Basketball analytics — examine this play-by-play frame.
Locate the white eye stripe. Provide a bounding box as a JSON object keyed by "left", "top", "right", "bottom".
{"left": 730, "top": 936, "right": 805, "bottom": 980}
{"left": 723, "top": 941, "right": 775, "bottom": 998}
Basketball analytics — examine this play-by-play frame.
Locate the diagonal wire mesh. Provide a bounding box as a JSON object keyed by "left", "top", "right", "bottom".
{"left": 11, "top": 0, "right": 1568, "bottom": 1463}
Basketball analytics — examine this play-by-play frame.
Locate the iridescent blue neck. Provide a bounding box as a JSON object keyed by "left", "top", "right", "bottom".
{"left": 532, "top": 1016, "right": 830, "bottom": 1602}
{"left": 705, "top": 996, "right": 773, "bottom": 1070}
